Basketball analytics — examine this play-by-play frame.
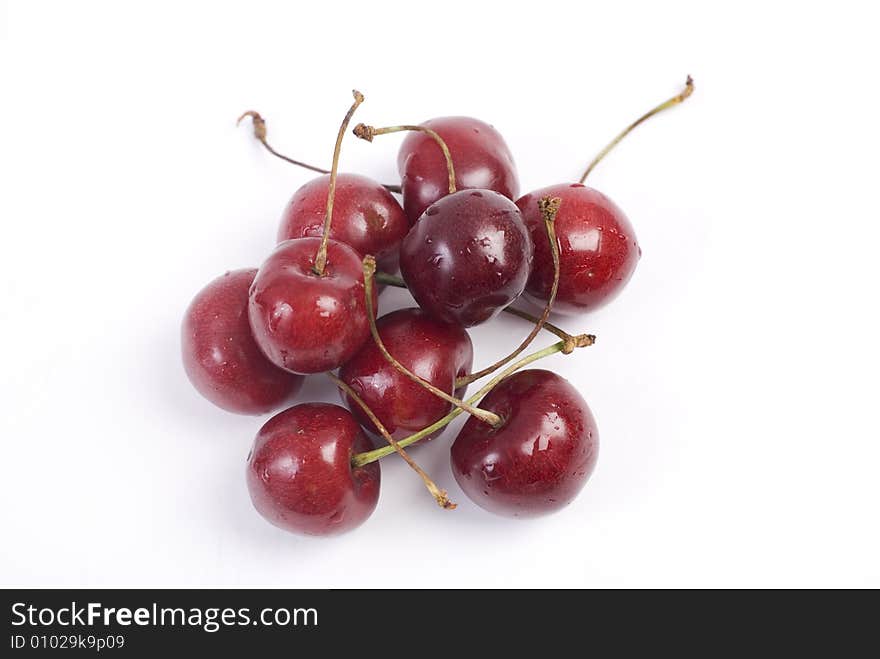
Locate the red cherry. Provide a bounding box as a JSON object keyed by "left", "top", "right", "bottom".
{"left": 339, "top": 308, "right": 473, "bottom": 441}
{"left": 451, "top": 369, "right": 598, "bottom": 517}
{"left": 399, "top": 189, "right": 532, "bottom": 327}
{"left": 517, "top": 184, "right": 639, "bottom": 314}
{"left": 513, "top": 78, "right": 694, "bottom": 315}
{"left": 248, "top": 237, "right": 378, "bottom": 374}
{"left": 246, "top": 403, "right": 380, "bottom": 536}
{"left": 181, "top": 269, "right": 303, "bottom": 414}
{"left": 397, "top": 116, "right": 519, "bottom": 223}
{"left": 277, "top": 173, "right": 410, "bottom": 273}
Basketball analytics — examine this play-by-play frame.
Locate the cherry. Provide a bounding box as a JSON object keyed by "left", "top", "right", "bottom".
{"left": 246, "top": 403, "right": 380, "bottom": 535}
{"left": 339, "top": 308, "right": 473, "bottom": 441}
{"left": 277, "top": 172, "right": 409, "bottom": 273}
{"left": 397, "top": 116, "right": 520, "bottom": 223}
{"left": 517, "top": 184, "right": 639, "bottom": 314}
{"left": 248, "top": 237, "right": 377, "bottom": 373}
{"left": 519, "top": 77, "right": 693, "bottom": 314}
{"left": 398, "top": 189, "right": 532, "bottom": 327}
{"left": 355, "top": 116, "right": 531, "bottom": 328}
{"left": 248, "top": 90, "right": 378, "bottom": 374}
{"left": 181, "top": 269, "right": 303, "bottom": 414}
{"left": 451, "top": 369, "right": 598, "bottom": 518}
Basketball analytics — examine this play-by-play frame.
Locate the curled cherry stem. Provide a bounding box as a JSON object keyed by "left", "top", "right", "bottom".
{"left": 354, "top": 123, "right": 456, "bottom": 194}
{"left": 579, "top": 75, "right": 694, "bottom": 183}
{"left": 329, "top": 373, "right": 455, "bottom": 510}
{"left": 362, "top": 256, "right": 502, "bottom": 428}
{"left": 351, "top": 334, "right": 595, "bottom": 467}
{"left": 455, "top": 196, "right": 562, "bottom": 387}
{"left": 237, "top": 110, "right": 402, "bottom": 193}
{"left": 372, "top": 270, "right": 591, "bottom": 350}
{"left": 313, "top": 90, "right": 365, "bottom": 276}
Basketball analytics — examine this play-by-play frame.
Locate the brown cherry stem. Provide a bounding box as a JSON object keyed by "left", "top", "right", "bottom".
{"left": 313, "top": 90, "right": 365, "bottom": 276}
{"left": 362, "top": 255, "right": 503, "bottom": 428}
{"left": 372, "top": 270, "right": 593, "bottom": 351}
{"left": 237, "top": 110, "right": 402, "bottom": 193}
{"left": 354, "top": 123, "right": 456, "bottom": 194}
{"left": 329, "top": 373, "right": 455, "bottom": 510}
{"left": 237, "top": 111, "right": 331, "bottom": 175}
{"left": 579, "top": 75, "right": 694, "bottom": 183}
{"left": 500, "top": 307, "right": 593, "bottom": 352}
{"left": 455, "top": 196, "right": 562, "bottom": 388}
{"left": 351, "top": 334, "right": 594, "bottom": 467}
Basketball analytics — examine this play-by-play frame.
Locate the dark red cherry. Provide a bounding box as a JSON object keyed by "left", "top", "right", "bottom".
{"left": 248, "top": 237, "right": 378, "bottom": 374}
{"left": 451, "top": 369, "right": 598, "bottom": 518}
{"left": 277, "top": 173, "right": 410, "bottom": 273}
{"left": 246, "top": 403, "right": 380, "bottom": 536}
{"left": 181, "top": 269, "right": 303, "bottom": 414}
{"left": 339, "top": 308, "right": 473, "bottom": 442}
{"left": 399, "top": 189, "right": 532, "bottom": 327}
{"left": 517, "top": 184, "right": 639, "bottom": 314}
{"left": 397, "top": 116, "right": 519, "bottom": 223}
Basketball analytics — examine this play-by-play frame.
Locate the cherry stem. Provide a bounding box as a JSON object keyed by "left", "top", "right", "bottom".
{"left": 499, "top": 306, "right": 588, "bottom": 350}
{"left": 362, "top": 256, "right": 502, "bottom": 428}
{"left": 313, "top": 90, "right": 365, "bottom": 276}
{"left": 373, "top": 270, "right": 591, "bottom": 350}
{"left": 455, "top": 196, "right": 562, "bottom": 388}
{"left": 237, "top": 110, "right": 402, "bottom": 194}
{"left": 329, "top": 373, "right": 455, "bottom": 510}
{"left": 579, "top": 75, "right": 694, "bottom": 184}
{"left": 236, "top": 111, "right": 330, "bottom": 175}
{"left": 354, "top": 123, "right": 456, "bottom": 194}
{"left": 372, "top": 271, "right": 408, "bottom": 288}
{"left": 351, "top": 334, "right": 595, "bottom": 467}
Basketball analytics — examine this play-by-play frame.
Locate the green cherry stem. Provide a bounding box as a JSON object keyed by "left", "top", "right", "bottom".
{"left": 372, "top": 270, "right": 408, "bottom": 288}
{"left": 354, "top": 123, "right": 456, "bottom": 194}
{"left": 313, "top": 90, "right": 365, "bottom": 276}
{"left": 351, "top": 335, "right": 593, "bottom": 467}
{"left": 455, "top": 196, "right": 562, "bottom": 388}
{"left": 329, "top": 373, "right": 455, "bottom": 510}
{"left": 362, "top": 256, "right": 503, "bottom": 428}
{"left": 579, "top": 75, "right": 694, "bottom": 183}
{"left": 236, "top": 109, "right": 402, "bottom": 193}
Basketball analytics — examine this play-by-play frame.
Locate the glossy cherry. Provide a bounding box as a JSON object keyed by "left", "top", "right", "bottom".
{"left": 277, "top": 173, "right": 409, "bottom": 273}
{"left": 451, "top": 369, "right": 598, "bottom": 518}
{"left": 181, "top": 269, "right": 303, "bottom": 414}
{"left": 246, "top": 403, "right": 380, "bottom": 536}
{"left": 514, "top": 78, "right": 694, "bottom": 315}
{"left": 339, "top": 308, "right": 473, "bottom": 442}
{"left": 248, "top": 237, "right": 378, "bottom": 374}
{"left": 399, "top": 189, "right": 532, "bottom": 327}
{"left": 517, "top": 184, "right": 639, "bottom": 314}
{"left": 397, "top": 116, "right": 519, "bottom": 223}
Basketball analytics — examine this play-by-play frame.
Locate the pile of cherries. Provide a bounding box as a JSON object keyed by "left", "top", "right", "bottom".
{"left": 182, "top": 79, "right": 693, "bottom": 536}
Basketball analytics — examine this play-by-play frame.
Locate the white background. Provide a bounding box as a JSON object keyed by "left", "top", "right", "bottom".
{"left": 2, "top": 0, "right": 878, "bottom": 588}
